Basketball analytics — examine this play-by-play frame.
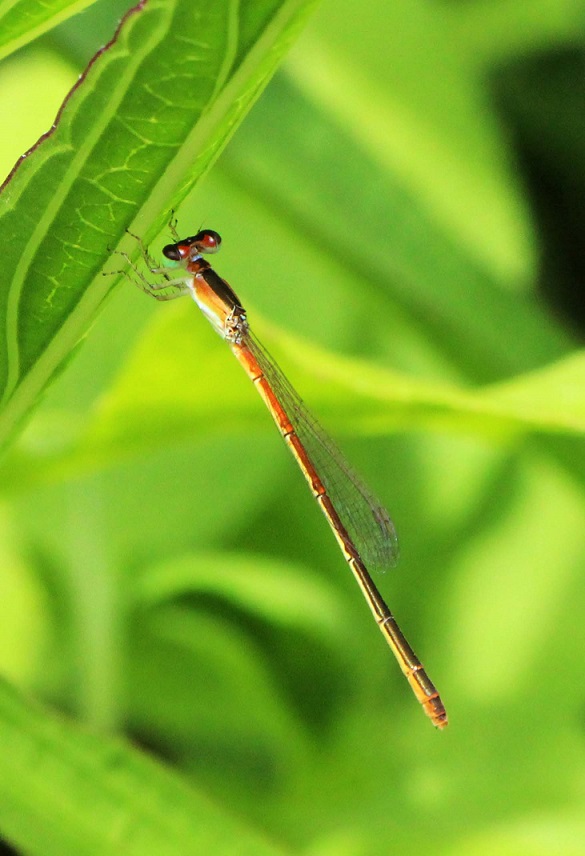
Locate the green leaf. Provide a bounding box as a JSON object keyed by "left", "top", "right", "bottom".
{"left": 0, "top": 0, "right": 319, "bottom": 449}
{"left": 2, "top": 305, "right": 585, "bottom": 491}
{"left": 77, "top": 313, "right": 585, "bottom": 443}
{"left": 128, "top": 607, "right": 313, "bottom": 777}
{"left": 286, "top": 0, "right": 534, "bottom": 285}
{"left": 275, "top": 327, "right": 585, "bottom": 437}
{"left": 0, "top": 0, "right": 97, "bottom": 62}
{"left": 443, "top": 0, "right": 585, "bottom": 68}
{"left": 0, "top": 679, "right": 287, "bottom": 855}
{"left": 134, "top": 551, "right": 347, "bottom": 641}
{"left": 481, "top": 351, "right": 585, "bottom": 433}
{"left": 127, "top": 553, "right": 348, "bottom": 773}
{"left": 219, "top": 73, "right": 571, "bottom": 382}
{"left": 449, "top": 813, "right": 585, "bottom": 856}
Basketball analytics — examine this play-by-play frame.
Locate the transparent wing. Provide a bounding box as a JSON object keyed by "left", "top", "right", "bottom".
{"left": 245, "top": 331, "right": 399, "bottom": 573}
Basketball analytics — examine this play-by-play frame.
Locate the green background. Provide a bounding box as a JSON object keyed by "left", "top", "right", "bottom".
{"left": 0, "top": 0, "right": 585, "bottom": 853}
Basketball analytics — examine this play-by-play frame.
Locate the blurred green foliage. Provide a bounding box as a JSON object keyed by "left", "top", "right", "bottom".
{"left": 0, "top": 0, "right": 584, "bottom": 854}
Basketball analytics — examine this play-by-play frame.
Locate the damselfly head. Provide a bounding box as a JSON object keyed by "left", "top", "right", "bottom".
{"left": 163, "top": 229, "right": 222, "bottom": 262}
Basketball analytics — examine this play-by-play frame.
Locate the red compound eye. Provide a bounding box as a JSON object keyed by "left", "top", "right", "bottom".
{"left": 162, "top": 230, "right": 221, "bottom": 260}
{"left": 194, "top": 229, "right": 221, "bottom": 254}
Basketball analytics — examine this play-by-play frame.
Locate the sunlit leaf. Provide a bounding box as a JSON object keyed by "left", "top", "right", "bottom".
{"left": 4, "top": 307, "right": 584, "bottom": 491}
{"left": 0, "top": 679, "right": 287, "bottom": 855}
{"left": 0, "top": 0, "right": 319, "bottom": 449}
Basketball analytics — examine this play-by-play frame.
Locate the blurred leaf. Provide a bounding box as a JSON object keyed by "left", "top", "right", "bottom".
{"left": 0, "top": 0, "right": 319, "bottom": 450}
{"left": 128, "top": 607, "right": 313, "bottom": 774}
{"left": 448, "top": 455, "right": 585, "bottom": 704}
{"left": 483, "top": 351, "right": 585, "bottom": 433}
{"left": 0, "top": 679, "right": 287, "bottom": 855}
{"left": 286, "top": 0, "right": 535, "bottom": 285}
{"left": 134, "top": 551, "right": 346, "bottom": 641}
{"left": 0, "top": 507, "right": 48, "bottom": 683}
{"left": 280, "top": 329, "right": 585, "bottom": 437}
{"left": 0, "top": 0, "right": 97, "bottom": 62}
{"left": 444, "top": 0, "right": 585, "bottom": 68}
{"left": 3, "top": 305, "right": 585, "bottom": 492}
{"left": 450, "top": 812, "right": 585, "bottom": 856}
{"left": 128, "top": 553, "right": 355, "bottom": 797}
{"left": 218, "top": 73, "right": 571, "bottom": 381}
